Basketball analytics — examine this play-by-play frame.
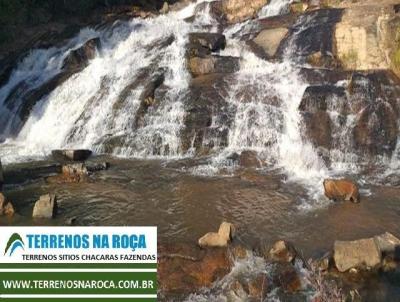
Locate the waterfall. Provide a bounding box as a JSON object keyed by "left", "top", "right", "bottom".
{"left": 0, "top": 0, "right": 216, "bottom": 162}
{"left": 1, "top": 0, "right": 397, "bottom": 208}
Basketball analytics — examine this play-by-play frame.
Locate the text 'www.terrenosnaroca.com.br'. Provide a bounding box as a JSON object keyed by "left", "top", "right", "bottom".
{"left": 2, "top": 279, "right": 155, "bottom": 290}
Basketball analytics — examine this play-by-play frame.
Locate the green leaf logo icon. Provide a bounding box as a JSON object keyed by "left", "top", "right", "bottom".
{"left": 4, "top": 233, "right": 25, "bottom": 256}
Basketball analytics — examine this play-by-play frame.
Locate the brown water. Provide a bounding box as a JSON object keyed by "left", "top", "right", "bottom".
{"left": 1, "top": 156, "right": 399, "bottom": 260}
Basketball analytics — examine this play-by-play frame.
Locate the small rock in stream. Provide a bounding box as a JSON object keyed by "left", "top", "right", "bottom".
{"left": 0, "top": 193, "right": 15, "bottom": 216}
{"left": 323, "top": 179, "right": 360, "bottom": 203}
{"left": 32, "top": 194, "right": 57, "bottom": 219}
{"left": 198, "top": 221, "right": 235, "bottom": 248}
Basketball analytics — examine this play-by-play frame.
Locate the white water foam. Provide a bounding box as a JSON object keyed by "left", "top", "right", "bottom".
{"left": 0, "top": 0, "right": 216, "bottom": 163}
{"left": 258, "top": 0, "right": 294, "bottom": 18}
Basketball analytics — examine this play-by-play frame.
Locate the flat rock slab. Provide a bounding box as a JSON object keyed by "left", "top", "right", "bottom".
{"left": 52, "top": 149, "right": 92, "bottom": 162}
{"left": 334, "top": 238, "right": 381, "bottom": 272}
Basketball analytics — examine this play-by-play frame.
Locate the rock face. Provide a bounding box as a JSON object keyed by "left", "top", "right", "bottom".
{"left": 0, "top": 193, "right": 15, "bottom": 216}
{"left": 334, "top": 238, "right": 381, "bottom": 272}
{"left": 158, "top": 243, "right": 232, "bottom": 295}
{"left": 32, "top": 194, "right": 57, "bottom": 218}
{"left": 52, "top": 149, "right": 92, "bottom": 161}
{"left": 323, "top": 179, "right": 360, "bottom": 203}
{"left": 299, "top": 71, "right": 400, "bottom": 158}
{"left": 353, "top": 101, "right": 398, "bottom": 156}
{"left": 268, "top": 240, "right": 297, "bottom": 263}
{"left": 252, "top": 27, "right": 289, "bottom": 58}
{"left": 221, "top": 0, "right": 269, "bottom": 23}
{"left": 181, "top": 74, "right": 234, "bottom": 155}
{"left": 198, "top": 221, "right": 235, "bottom": 248}
{"left": 334, "top": 4, "right": 400, "bottom": 74}
{"left": 62, "top": 38, "right": 101, "bottom": 72}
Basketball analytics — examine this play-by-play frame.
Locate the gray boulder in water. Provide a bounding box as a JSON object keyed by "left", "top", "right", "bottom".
{"left": 52, "top": 149, "right": 92, "bottom": 162}
{"left": 334, "top": 238, "right": 381, "bottom": 272}
{"left": 32, "top": 194, "right": 57, "bottom": 219}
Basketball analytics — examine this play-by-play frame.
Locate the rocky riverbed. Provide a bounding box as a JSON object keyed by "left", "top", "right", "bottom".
{"left": 1, "top": 0, "right": 400, "bottom": 300}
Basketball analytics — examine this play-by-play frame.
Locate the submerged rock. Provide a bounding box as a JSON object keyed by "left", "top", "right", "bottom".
{"left": 273, "top": 263, "right": 302, "bottom": 293}
{"left": 323, "top": 179, "right": 360, "bottom": 203}
{"left": 47, "top": 163, "right": 88, "bottom": 184}
{"left": 334, "top": 238, "right": 381, "bottom": 272}
{"left": 239, "top": 150, "right": 262, "bottom": 168}
{"left": 198, "top": 221, "right": 235, "bottom": 248}
{"left": 32, "top": 194, "right": 57, "bottom": 219}
{"left": 52, "top": 149, "right": 92, "bottom": 162}
{"left": 158, "top": 243, "right": 232, "bottom": 295}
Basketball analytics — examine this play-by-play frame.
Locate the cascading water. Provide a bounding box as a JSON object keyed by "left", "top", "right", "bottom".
{"left": 0, "top": 0, "right": 216, "bottom": 163}
{"left": 258, "top": 0, "right": 294, "bottom": 18}
{"left": 0, "top": 0, "right": 396, "bottom": 208}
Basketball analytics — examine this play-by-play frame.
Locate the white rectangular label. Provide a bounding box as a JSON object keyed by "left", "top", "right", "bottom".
{"left": 0, "top": 227, "right": 157, "bottom": 264}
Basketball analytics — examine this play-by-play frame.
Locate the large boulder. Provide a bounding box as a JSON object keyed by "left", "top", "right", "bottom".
{"left": 158, "top": 243, "right": 232, "bottom": 295}
{"left": 198, "top": 221, "right": 235, "bottom": 248}
{"left": 252, "top": 27, "right": 289, "bottom": 58}
{"left": 334, "top": 238, "right": 381, "bottom": 272}
{"left": 188, "top": 55, "right": 240, "bottom": 77}
{"left": 32, "top": 194, "right": 57, "bottom": 219}
{"left": 52, "top": 149, "right": 92, "bottom": 162}
{"left": 323, "top": 179, "right": 360, "bottom": 203}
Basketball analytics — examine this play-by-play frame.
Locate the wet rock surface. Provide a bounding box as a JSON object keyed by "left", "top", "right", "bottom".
{"left": 32, "top": 193, "right": 57, "bottom": 219}
{"left": 52, "top": 149, "right": 93, "bottom": 162}
{"left": 158, "top": 243, "right": 232, "bottom": 295}
{"left": 0, "top": 193, "right": 15, "bottom": 217}
{"left": 323, "top": 179, "right": 360, "bottom": 203}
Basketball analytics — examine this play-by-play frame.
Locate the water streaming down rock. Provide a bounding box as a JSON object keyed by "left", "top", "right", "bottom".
{"left": 258, "top": 0, "right": 294, "bottom": 18}
{"left": 0, "top": 0, "right": 216, "bottom": 162}
{"left": 1, "top": 0, "right": 400, "bottom": 206}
